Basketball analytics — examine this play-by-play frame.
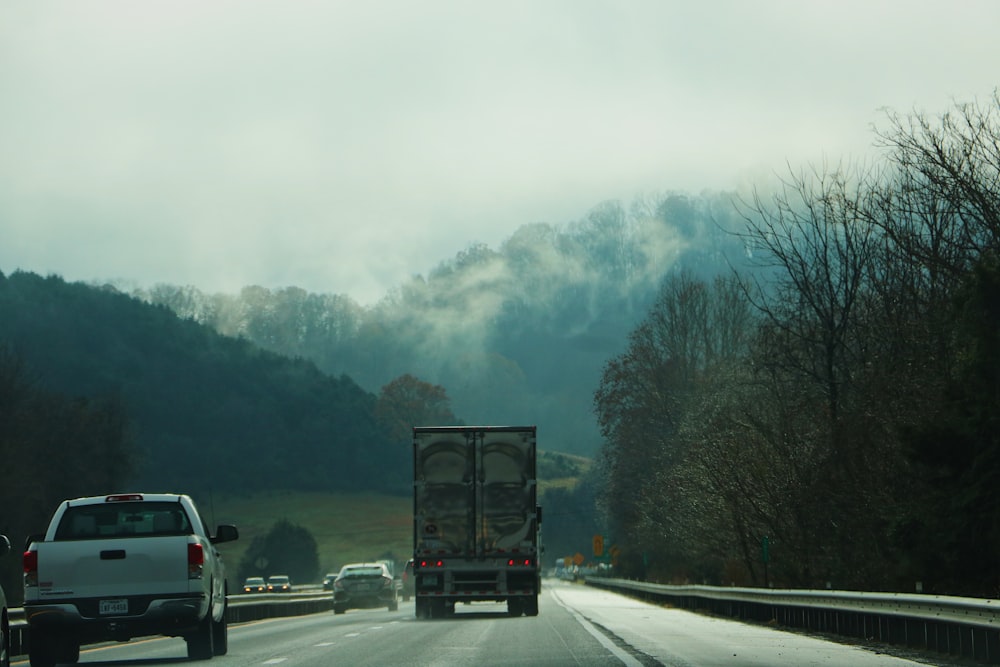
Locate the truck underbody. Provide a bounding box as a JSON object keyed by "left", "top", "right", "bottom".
{"left": 413, "top": 557, "right": 539, "bottom": 617}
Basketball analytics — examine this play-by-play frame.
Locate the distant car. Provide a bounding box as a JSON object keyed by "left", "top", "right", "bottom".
{"left": 267, "top": 575, "right": 292, "bottom": 593}
{"left": 243, "top": 576, "right": 266, "bottom": 594}
{"left": 1, "top": 534, "right": 10, "bottom": 667}
{"left": 401, "top": 558, "right": 414, "bottom": 601}
{"left": 322, "top": 572, "right": 337, "bottom": 591}
{"left": 332, "top": 562, "right": 398, "bottom": 614}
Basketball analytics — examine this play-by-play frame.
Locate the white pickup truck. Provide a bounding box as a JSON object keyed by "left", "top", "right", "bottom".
{"left": 22, "top": 493, "right": 238, "bottom": 666}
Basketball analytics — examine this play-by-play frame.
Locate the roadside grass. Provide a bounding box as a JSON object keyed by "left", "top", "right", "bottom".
{"left": 203, "top": 490, "right": 411, "bottom": 584}
{"left": 205, "top": 469, "right": 582, "bottom": 587}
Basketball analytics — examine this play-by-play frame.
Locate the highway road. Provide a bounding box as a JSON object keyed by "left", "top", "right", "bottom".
{"left": 13, "top": 580, "right": 948, "bottom": 666}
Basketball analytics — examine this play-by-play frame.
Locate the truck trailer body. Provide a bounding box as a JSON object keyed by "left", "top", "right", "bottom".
{"left": 412, "top": 425, "right": 541, "bottom": 618}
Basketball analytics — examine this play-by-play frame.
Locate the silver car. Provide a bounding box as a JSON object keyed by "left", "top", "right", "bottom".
{"left": 332, "top": 562, "right": 398, "bottom": 614}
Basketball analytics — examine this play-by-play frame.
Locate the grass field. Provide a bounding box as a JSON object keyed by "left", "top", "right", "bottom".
{"left": 204, "top": 490, "right": 412, "bottom": 583}
{"left": 203, "top": 467, "right": 584, "bottom": 586}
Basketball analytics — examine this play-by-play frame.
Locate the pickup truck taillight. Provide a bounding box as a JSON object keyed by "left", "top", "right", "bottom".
{"left": 24, "top": 549, "right": 38, "bottom": 587}
{"left": 188, "top": 542, "right": 204, "bottom": 579}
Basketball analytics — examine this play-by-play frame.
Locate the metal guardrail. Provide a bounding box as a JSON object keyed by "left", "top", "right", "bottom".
{"left": 7, "top": 590, "right": 333, "bottom": 658}
{"left": 585, "top": 577, "right": 1000, "bottom": 664}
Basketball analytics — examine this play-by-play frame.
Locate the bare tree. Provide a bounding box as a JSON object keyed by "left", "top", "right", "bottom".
{"left": 875, "top": 93, "right": 1000, "bottom": 267}
{"left": 734, "top": 162, "right": 914, "bottom": 586}
{"left": 594, "top": 271, "right": 755, "bottom": 580}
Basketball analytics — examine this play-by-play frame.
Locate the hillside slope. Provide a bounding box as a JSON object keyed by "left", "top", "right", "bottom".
{"left": 0, "top": 270, "right": 404, "bottom": 496}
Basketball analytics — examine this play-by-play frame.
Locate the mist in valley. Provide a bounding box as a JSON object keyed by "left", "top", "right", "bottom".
{"left": 137, "top": 190, "right": 749, "bottom": 457}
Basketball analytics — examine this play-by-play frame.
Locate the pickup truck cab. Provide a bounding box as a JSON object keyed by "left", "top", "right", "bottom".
{"left": 23, "top": 493, "right": 238, "bottom": 666}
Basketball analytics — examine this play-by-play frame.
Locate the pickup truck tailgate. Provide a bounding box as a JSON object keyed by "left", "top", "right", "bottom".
{"left": 36, "top": 536, "right": 194, "bottom": 599}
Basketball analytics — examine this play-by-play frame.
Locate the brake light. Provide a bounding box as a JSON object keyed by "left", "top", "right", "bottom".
{"left": 188, "top": 542, "right": 204, "bottom": 579}
{"left": 106, "top": 494, "right": 143, "bottom": 502}
{"left": 507, "top": 558, "right": 533, "bottom": 567}
{"left": 23, "top": 550, "right": 38, "bottom": 587}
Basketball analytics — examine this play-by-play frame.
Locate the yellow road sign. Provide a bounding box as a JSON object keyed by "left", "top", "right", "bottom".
{"left": 593, "top": 534, "right": 604, "bottom": 557}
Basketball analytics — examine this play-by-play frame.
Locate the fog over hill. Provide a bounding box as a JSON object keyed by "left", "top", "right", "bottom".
{"left": 138, "top": 191, "right": 749, "bottom": 457}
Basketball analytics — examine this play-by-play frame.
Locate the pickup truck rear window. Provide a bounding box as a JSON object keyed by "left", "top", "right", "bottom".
{"left": 54, "top": 502, "right": 192, "bottom": 540}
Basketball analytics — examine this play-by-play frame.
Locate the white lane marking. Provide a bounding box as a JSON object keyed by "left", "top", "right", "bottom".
{"left": 550, "top": 588, "right": 642, "bottom": 667}
{"left": 314, "top": 642, "right": 336, "bottom": 646}
{"left": 345, "top": 632, "right": 361, "bottom": 637}
{"left": 263, "top": 659, "right": 288, "bottom": 665}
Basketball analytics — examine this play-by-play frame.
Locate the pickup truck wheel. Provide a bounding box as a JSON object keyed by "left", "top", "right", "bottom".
{"left": 28, "top": 628, "right": 55, "bottom": 667}
{"left": 212, "top": 598, "right": 228, "bottom": 656}
{"left": 0, "top": 609, "right": 10, "bottom": 667}
{"left": 1, "top": 614, "right": 10, "bottom": 667}
{"left": 56, "top": 638, "right": 79, "bottom": 664}
{"left": 186, "top": 606, "right": 215, "bottom": 660}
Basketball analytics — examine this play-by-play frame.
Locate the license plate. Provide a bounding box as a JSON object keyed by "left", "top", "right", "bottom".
{"left": 99, "top": 598, "right": 128, "bottom": 615}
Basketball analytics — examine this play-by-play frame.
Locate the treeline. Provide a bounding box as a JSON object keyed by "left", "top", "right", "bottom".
{"left": 595, "top": 95, "right": 1000, "bottom": 598}
{"left": 0, "top": 271, "right": 410, "bottom": 502}
{"left": 0, "top": 346, "right": 134, "bottom": 602}
{"left": 134, "top": 192, "right": 749, "bottom": 457}
{"left": 0, "top": 268, "right": 596, "bottom": 580}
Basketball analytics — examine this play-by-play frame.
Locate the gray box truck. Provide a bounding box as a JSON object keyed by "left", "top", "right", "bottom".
{"left": 412, "top": 425, "right": 541, "bottom": 618}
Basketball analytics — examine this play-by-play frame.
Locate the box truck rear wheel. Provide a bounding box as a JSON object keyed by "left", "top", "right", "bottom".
{"left": 525, "top": 595, "right": 538, "bottom": 616}
{"left": 507, "top": 597, "right": 524, "bottom": 617}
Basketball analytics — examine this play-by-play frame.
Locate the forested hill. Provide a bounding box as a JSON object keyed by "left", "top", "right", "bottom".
{"left": 0, "top": 270, "right": 403, "bottom": 497}
{"left": 136, "top": 192, "right": 749, "bottom": 457}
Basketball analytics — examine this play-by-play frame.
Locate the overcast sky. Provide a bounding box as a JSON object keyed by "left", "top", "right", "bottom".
{"left": 2, "top": 1, "right": 998, "bottom": 304}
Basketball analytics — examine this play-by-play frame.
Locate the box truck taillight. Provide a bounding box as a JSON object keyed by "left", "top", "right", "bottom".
{"left": 507, "top": 558, "right": 533, "bottom": 567}
{"left": 188, "top": 543, "right": 204, "bottom": 579}
{"left": 23, "top": 550, "right": 38, "bottom": 587}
